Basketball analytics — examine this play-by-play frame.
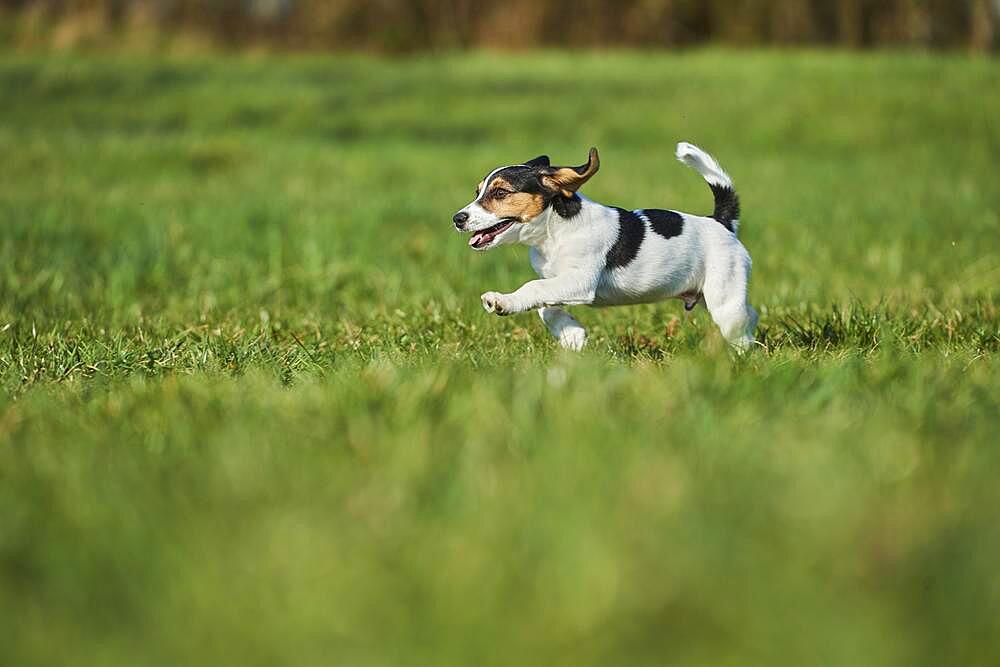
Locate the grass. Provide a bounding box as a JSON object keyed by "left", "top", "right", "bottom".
{"left": 1, "top": 50, "right": 999, "bottom": 666}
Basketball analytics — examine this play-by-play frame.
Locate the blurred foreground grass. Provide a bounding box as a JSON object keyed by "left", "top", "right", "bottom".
{"left": 1, "top": 51, "right": 998, "bottom": 665}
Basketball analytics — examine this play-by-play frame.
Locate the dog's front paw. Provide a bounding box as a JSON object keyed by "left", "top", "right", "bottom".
{"left": 481, "top": 291, "right": 511, "bottom": 316}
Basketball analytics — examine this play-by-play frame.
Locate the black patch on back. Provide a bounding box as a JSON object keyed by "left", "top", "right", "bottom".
{"left": 605, "top": 208, "right": 646, "bottom": 269}
{"left": 643, "top": 209, "right": 684, "bottom": 240}
{"left": 710, "top": 184, "right": 739, "bottom": 232}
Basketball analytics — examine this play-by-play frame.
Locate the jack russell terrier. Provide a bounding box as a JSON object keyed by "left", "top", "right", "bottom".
{"left": 452, "top": 143, "right": 757, "bottom": 352}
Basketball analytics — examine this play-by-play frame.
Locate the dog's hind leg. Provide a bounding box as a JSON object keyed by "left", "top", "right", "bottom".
{"left": 705, "top": 294, "right": 757, "bottom": 352}
{"left": 538, "top": 307, "right": 587, "bottom": 351}
{"left": 703, "top": 256, "right": 758, "bottom": 352}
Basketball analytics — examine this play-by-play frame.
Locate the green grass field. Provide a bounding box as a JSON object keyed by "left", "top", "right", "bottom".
{"left": 1, "top": 50, "right": 998, "bottom": 665}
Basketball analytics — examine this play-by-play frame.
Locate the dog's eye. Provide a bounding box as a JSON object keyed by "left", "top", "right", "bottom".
{"left": 493, "top": 189, "right": 510, "bottom": 200}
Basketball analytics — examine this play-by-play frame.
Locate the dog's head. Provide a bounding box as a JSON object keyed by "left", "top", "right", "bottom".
{"left": 452, "top": 148, "right": 600, "bottom": 251}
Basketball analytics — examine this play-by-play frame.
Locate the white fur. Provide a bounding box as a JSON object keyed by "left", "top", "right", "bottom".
{"left": 458, "top": 142, "right": 758, "bottom": 352}
{"left": 676, "top": 142, "right": 733, "bottom": 189}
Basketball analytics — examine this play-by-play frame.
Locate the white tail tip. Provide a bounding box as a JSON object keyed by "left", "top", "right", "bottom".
{"left": 675, "top": 141, "right": 732, "bottom": 189}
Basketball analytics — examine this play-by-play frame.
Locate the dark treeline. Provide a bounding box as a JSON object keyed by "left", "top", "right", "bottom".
{"left": 2, "top": 0, "right": 997, "bottom": 52}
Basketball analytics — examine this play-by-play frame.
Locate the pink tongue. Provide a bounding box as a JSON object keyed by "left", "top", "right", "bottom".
{"left": 470, "top": 233, "right": 487, "bottom": 247}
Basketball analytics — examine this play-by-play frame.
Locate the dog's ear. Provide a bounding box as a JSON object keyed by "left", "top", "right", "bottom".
{"left": 540, "top": 147, "right": 600, "bottom": 198}
{"left": 524, "top": 155, "right": 550, "bottom": 169}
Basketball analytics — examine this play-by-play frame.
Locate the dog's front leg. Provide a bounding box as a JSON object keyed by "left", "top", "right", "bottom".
{"left": 538, "top": 307, "right": 587, "bottom": 351}
{"left": 481, "top": 273, "right": 596, "bottom": 316}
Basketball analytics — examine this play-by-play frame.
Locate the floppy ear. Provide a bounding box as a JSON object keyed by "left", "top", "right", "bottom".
{"left": 540, "top": 147, "right": 600, "bottom": 198}
{"left": 524, "top": 155, "right": 550, "bottom": 168}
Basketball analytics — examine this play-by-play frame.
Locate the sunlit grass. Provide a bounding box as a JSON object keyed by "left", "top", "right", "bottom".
{"left": 0, "top": 51, "right": 998, "bottom": 666}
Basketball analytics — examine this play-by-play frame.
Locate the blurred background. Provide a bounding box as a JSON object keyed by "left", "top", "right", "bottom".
{"left": 2, "top": 2, "right": 999, "bottom": 666}
{"left": 2, "top": 0, "right": 998, "bottom": 52}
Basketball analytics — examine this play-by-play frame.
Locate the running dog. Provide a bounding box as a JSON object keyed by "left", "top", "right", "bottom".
{"left": 452, "top": 143, "right": 757, "bottom": 351}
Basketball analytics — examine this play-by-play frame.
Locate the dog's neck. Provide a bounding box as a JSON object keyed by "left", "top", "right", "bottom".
{"left": 517, "top": 195, "right": 603, "bottom": 248}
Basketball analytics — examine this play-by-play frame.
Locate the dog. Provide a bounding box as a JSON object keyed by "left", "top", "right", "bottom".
{"left": 452, "top": 143, "right": 758, "bottom": 352}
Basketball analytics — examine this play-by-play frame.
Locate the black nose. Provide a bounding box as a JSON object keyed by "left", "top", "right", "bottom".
{"left": 453, "top": 211, "right": 469, "bottom": 229}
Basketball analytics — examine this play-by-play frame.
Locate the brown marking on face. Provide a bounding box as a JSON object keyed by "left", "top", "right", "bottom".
{"left": 488, "top": 176, "right": 513, "bottom": 193}
{"left": 486, "top": 192, "right": 546, "bottom": 221}
{"left": 479, "top": 177, "right": 545, "bottom": 222}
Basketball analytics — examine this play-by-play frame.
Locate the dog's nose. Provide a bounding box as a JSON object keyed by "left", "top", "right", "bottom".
{"left": 453, "top": 211, "right": 469, "bottom": 229}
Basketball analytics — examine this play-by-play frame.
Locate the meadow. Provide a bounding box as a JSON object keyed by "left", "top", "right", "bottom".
{"left": 1, "top": 50, "right": 998, "bottom": 665}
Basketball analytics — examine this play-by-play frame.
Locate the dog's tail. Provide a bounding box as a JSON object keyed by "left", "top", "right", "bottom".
{"left": 675, "top": 142, "right": 740, "bottom": 234}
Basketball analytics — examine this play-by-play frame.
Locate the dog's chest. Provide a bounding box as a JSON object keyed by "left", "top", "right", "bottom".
{"left": 528, "top": 245, "right": 573, "bottom": 279}
{"left": 528, "top": 222, "right": 608, "bottom": 279}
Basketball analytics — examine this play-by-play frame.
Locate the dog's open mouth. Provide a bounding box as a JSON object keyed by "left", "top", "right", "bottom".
{"left": 469, "top": 218, "right": 517, "bottom": 249}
